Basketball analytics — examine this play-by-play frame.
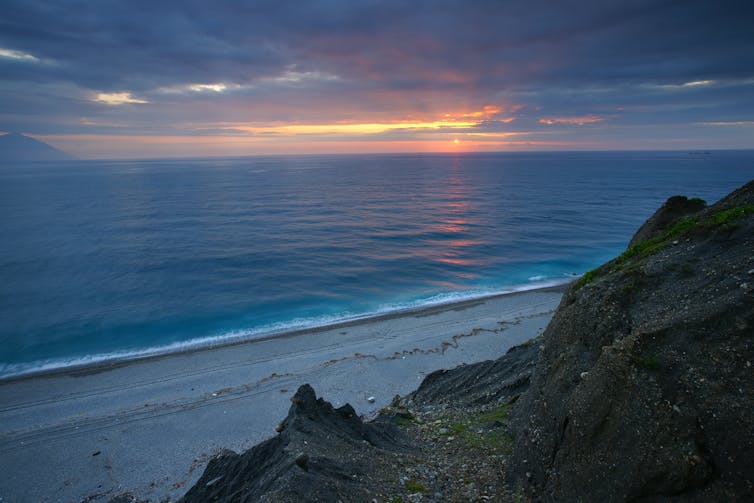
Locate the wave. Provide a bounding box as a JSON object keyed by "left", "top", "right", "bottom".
{"left": 0, "top": 276, "right": 573, "bottom": 380}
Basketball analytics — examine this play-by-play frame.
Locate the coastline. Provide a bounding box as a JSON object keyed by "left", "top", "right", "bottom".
{"left": 0, "top": 284, "right": 566, "bottom": 503}
{"left": 0, "top": 280, "right": 571, "bottom": 384}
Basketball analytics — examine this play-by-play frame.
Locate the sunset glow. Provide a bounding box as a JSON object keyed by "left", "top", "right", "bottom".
{"left": 1, "top": 1, "right": 752, "bottom": 158}
{"left": 224, "top": 120, "right": 480, "bottom": 136}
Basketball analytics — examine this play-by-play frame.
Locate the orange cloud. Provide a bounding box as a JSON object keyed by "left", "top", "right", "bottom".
{"left": 463, "top": 105, "right": 502, "bottom": 118}
{"left": 222, "top": 120, "right": 478, "bottom": 136}
{"left": 442, "top": 104, "right": 515, "bottom": 121}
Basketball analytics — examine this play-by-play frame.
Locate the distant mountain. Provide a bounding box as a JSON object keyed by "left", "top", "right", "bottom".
{"left": 0, "top": 132, "right": 74, "bottom": 161}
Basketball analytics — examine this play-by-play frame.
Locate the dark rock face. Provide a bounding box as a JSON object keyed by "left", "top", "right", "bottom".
{"left": 629, "top": 195, "right": 706, "bottom": 247}
{"left": 509, "top": 180, "right": 754, "bottom": 501}
{"left": 411, "top": 341, "right": 540, "bottom": 408}
{"left": 179, "top": 384, "right": 407, "bottom": 503}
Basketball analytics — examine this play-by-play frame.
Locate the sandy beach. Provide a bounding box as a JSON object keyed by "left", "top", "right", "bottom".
{"left": 0, "top": 285, "right": 564, "bottom": 503}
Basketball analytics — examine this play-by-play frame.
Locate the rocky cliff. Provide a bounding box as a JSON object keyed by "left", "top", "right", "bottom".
{"left": 509, "top": 180, "right": 754, "bottom": 501}
{"left": 118, "top": 180, "right": 753, "bottom": 502}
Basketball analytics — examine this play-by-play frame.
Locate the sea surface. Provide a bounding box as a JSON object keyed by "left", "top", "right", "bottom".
{"left": 1, "top": 150, "right": 753, "bottom": 378}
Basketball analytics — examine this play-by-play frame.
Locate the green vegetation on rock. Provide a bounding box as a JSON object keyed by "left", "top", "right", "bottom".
{"left": 394, "top": 411, "right": 418, "bottom": 426}
{"left": 405, "top": 479, "right": 427, "bottom": 493}
{"left": 478, "top": 404, "right": 509, "bottom": 423}
{"left": 435, "top": 404, "right": 513, "bottom": 455}
{"left": 637, "top": 355, "right": 659, "bottom": 369}
{"left": 574, "top": 268, "right": 599, "bottom": 290}
{"left": 701, "top": 204, "right": 754, "bottom": 230}
{"left": 574, "top": 203, "right": 754, "bottom": 291}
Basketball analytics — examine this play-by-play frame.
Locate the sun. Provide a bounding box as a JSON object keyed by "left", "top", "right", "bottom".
{"left": 453, "top": 138, "right": 460, "bottom": 144}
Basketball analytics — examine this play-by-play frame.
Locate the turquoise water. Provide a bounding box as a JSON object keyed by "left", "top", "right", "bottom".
{"left": 1, "top": 150, "right": 752, "bottom": 377}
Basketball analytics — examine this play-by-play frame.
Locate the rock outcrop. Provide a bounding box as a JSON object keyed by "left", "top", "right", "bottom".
{"left": 180, "top": 384, "right": 408, "bottom": 502}
{"left": 410, "top": 340, "right": 539, "bottom": 408}
{"left": 509, "top": 180, "right": 754, "bottom": 501}
{"left": 628, "top": 195, "right": 707, "bottom": 247}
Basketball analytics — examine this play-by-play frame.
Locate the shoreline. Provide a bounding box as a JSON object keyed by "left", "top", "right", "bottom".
{"left": 0, "top": 280, "right": 572, "bottom": 384}
{"left": 0, "top": 284, "right": 565, "bottom": 503}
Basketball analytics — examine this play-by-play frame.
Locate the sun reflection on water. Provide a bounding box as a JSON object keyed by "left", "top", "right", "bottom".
{"left": 422, "top": 160, "right": 487, "bottom": 276}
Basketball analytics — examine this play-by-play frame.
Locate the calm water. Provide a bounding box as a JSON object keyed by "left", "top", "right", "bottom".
{"left": 1, "top": 151, "right": 753, "bottom": 377}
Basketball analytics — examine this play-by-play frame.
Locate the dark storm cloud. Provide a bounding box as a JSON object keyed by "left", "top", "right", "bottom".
{"left": 2, "top": 0, "right": 752, "bottom": 91}
{"left": 0, "top": 1, "right": 290, "bottom": 91}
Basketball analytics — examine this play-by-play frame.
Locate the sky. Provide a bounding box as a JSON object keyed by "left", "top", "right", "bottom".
{"left": 1, "top": 0, "right": 753, "bottom": 158}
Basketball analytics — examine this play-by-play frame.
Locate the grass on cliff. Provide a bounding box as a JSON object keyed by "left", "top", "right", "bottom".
{"left": 394, "top": 411, "right": 418, "bottom": 426}
{"left": 575, "top": 203, "right": 754, "bottom": 291}
{"left": 702, "top": 204, "right": 754, "bottom": 230}
{"left": 437, "top": 404, "right": 513, "bottom": 455}
{"left": 636, "top": 354, "right": 659, "bottom": 369}
{"left": 405, "top": 479, "right": 428, "bottom": 494}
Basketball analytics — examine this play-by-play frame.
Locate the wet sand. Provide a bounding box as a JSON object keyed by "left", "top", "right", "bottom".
{"left": 0, "top": 285, "right": 565, "bottom": 503}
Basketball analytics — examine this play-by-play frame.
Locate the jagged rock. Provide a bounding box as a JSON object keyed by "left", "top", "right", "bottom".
{"left": 294, "top": 452, "right": 309, "bottom": 470}
{"left": 409, "top": 341, "right": 540, "bottom": 408}
{"left": 509, "top": 180, "right": 754, "bottom": 501}
{"left": 179, "top": 384, "right": 408, "bottom": 503}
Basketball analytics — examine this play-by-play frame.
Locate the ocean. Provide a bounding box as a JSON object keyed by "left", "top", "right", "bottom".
{"left": 1, "top": 150, "right": 752, "bottom": 378}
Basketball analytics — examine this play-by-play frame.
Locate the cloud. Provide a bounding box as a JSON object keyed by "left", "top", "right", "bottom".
{"left": 3, "top": 0, "right": 752, "bottom": 92}
{"left": 93, "top": 92, "right": 149, "bottom": 105}
{"left": 206, "top": 119, "right": 481, "bottom": 138}
{"left": 259, "top": 69, "right": 340, "bottom": 85}
{"left": 538, "top": 116, "right": 605, "bottom": 126}
{"left": 187, "top": 83, "right": 228, "bottom": 93}
{"left": 696, "top": 121, "right": 754, "bottom": 126}
{"left": 0, "top": 47, "right": 39, "bottom": 62}
{"left": 158, "top": 82, "right": 238, "bottom": 94}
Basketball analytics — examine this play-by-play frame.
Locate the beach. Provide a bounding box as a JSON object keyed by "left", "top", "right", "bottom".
{"left": 0, "top": 285, "right": 563, "bottom": 503}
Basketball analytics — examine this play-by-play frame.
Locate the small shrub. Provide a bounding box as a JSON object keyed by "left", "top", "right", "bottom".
{"left": 638, "top": 355, "right": 658, "bottom": 369}
{"left": 449, "top": 422, "right": 468, "bottom": 435}
{"left": 394, "top": 412, "right": 417, "bottom": 426}
{"left": 702, "top": 204, "right": 754, "bottom": 230}
{"left": 521, "top": 336, "right": 540, "bottom": 347}
{"left": 670, "top": 262, "right": 694, "bottom": 276}
{"left": 582, "top": 269, "right": 598, "bottom": 284}
{"left": 405, "top": 479, "right": 427, "bottom": 493}
{"left": 574, "top": 268, "right": 599, "bottom": 290}
{"left": 478, "top": 404, "right": 508, "bottom": 423}
{"left": 621, "top": 282, "right": 637, "bottom": 295}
